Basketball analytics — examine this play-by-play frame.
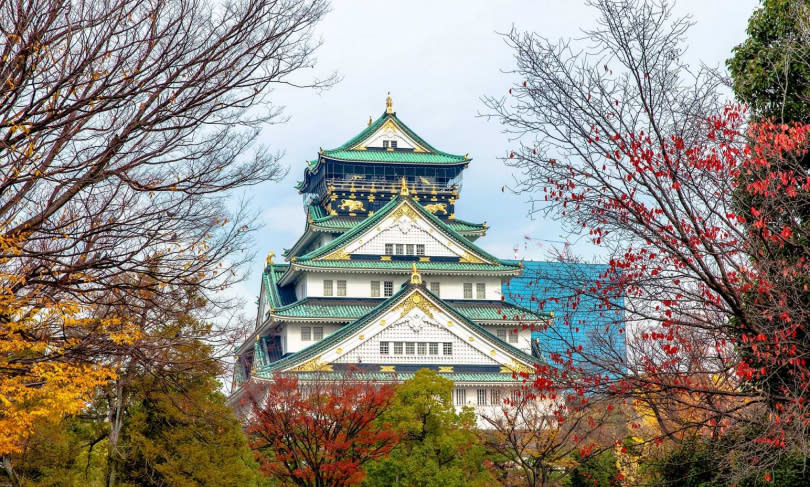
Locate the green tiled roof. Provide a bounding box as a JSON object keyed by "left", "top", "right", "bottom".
{"left": 335, "top": 111, "right": 442, "bottom": 154}
{"left": 260, "top": 283, "right": 540, "bottom": 374}
{"left": 294, "top": 195, "right": 505, "bottom": 266}
{"left": 292, "top": 259, "right": 520, "bottom": 273}
{"left": 299, "top": 112, "right": 469, "bottom": 192}
{"left": 255, "top": 371, "right": 532, "bottom": 384}
{"left": 270, "top": 298, "right": 549, "bottom": 322}
{"left": 306, "top": 204, "right": 485, "bottom": 235}
{"left": 263, "top": 263, "right": 291, "bottom": 309}
{"left": 321, "top": 149, "right": 466, "bottom": 164}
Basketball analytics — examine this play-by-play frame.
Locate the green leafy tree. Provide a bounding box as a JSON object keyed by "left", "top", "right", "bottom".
{"left": 728, "top": 0, "right": 810, "bottom": 123}
{"left": 565, "top": 450, "right": 619, "bottom": 487}
{"left": 363, "top": 369, "right": 495, "bottom": 487}
{"left": 119, "top": 374, "right": 262, "bottom": 487}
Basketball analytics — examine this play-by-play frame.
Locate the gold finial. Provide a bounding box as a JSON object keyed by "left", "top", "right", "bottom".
{"left": 266, "top": 251, "right": 275, "bottom": 267}
{"left": 368, "top": 116, "right": 373, "bottom": 126}
{"left": 399, "top": 177, "right": 409, "bottom": 196}
{"left": 410, "top": 263, "right": 422, "bottom": 285}
{"left": 386, "top": 91, "right": 393, "bottom": 114}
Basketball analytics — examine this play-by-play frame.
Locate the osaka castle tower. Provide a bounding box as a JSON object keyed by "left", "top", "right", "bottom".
{"left": 232, "top": 94, "right": 549, "bottom": 412}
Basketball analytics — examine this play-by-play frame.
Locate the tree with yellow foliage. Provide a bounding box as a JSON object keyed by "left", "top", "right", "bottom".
{"left": 1, "top": 0, "right": 332, "bottom": 467}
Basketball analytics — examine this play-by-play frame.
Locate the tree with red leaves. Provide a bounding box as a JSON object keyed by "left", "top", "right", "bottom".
{"left": 245, "top": 374, "right": 399, "bottom": 487}
{"left": 485, "top": 0, "right": 810, "bottom": 481}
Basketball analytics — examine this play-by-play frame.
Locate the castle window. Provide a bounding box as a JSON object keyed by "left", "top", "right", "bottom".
{"left": 382, "top": 140, "right": 390, "bottom": 148}
{"left": 496, "top": 329, "right": 507, "bottom": 341}
{"left": 396, "top": 244, "right": 404, "bottom": 255}
{"left": 477, "top": 389, "right": 487, "bottom": 406}
{"left": 390, "top": 140, "right": 398, "bottom": 149}
{"left": 429, "top": 281, "right": 440, "bottom": 296}
{"left": 443, "top": 342, "right": 453, "bottom": 356}
{"left": 416, "top": 244, "right": 425, "bottom": 255}
{"left": 463, "top": 283, "right": 473, "bottom": 299}
{"left": 313, "top": 326, "right": 323, "bottom": 341}
{"left": 393, "top": 342, "right": 403, "bottom": 354}
{"left": 406, "top": 244, "right": 414, "bottom": 255}
{"left": 384, "top": 281, "right": 393, "bottom": 297}
{"left": 509, "top": 330, "right": 519, "bottom": 344}
{"left": 385, "top": 243, "right": 393, "bottom": 254}
{"left": 405, "top": 342, "right": 415, "bottom": 355}
{"left": 337, "top": 280, "right": 347, "bottom": 297}
{"left": 455, "top": 388, "right": 466, "bottom": 406}
{"left": 301, "top": 326, "right": 311, "bottom": 341}
{"left": 417, "top": 342, "right": 427, "bottom": 355}
{"left": 371, "top": 281, "right": 380, "bottom": 297}
{"left": 429, "top": 342, "right": 439, "bottom": 355}
{"left": 476, "top": 283, "right": 486, "bottom": 299}
{"left": 323, "top": 280, "right": 333, "bottom": 297}
{"left": 380, "top": 341, "right": 389, "bottom": 355}
{"left": 491, "top": 389, "right": 501, "bottom": 405}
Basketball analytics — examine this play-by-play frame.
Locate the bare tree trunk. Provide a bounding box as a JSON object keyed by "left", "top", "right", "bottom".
{"left": 105, "top": 377, "right": 127, "bottom": 487}
{"left": 1, "top": 455, "right": 20, "bottom": 487}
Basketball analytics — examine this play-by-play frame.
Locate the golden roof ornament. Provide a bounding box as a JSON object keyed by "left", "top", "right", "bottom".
{"left": 410, "top": 263, "right": 422, "bottom": 285}
{"left": 368, "top": 116, "right": 373, "bottom": 126}
{"left": 386, "top": 91, "right": 393, "bottom": 114}
{"left": 266, "top": 251, "right": 275, "bottom": 267}
{"left": 399, "top": 177, "right": 409, "bottom": 196}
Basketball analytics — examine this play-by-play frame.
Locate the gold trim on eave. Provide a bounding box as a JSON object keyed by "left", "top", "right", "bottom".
{"left": 410, "top": 263, "right": 422, "bottom": 285}
{"left": 291, "top": 355, "right": 333, "bottom": 372}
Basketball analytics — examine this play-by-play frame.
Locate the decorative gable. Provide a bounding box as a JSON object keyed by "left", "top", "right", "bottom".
{"left": 319, "top": 199, "right": 490, "bottom": 263}
{"left": 275, "top": 287, "right": 535, "bottom": 373}
{"left": 349, "top": 118, "right": 427, "bottom": 152}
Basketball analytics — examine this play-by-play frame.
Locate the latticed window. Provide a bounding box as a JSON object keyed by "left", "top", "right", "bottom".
{"left": 416, "top": 244, "right": 425, "bottom": 255}
{"left": 396, "top": 244, "right": 404, "bottom": 255}
{"left": 443, "top": 342, "right": 452, "bottom": 356}
{"left": 337, "top": 280, "right": 347, "bottom": 297}
{"left": 509, "top": 330, "right": 519, "bottom": 344}
{"left": 429, "top": 281, "right": 440, "bottom": 296}
{"left": 380, "top": 341, "right": 389, "bottom": 355}
{"left": 405, "top": 342, "right": 415, "bottom": 355}
{"left": 455, "top": 388, "right": 466, "bottom": 406}
{"left": 371, "top": 281, "right": 380, "bottom": 297}
{"left": 417, "top": 342, "right": 427, "bottom": 355}
{"left": 301, "top": 326, "right": 311, "bottom": 341}
{"left": 382, "top": 140, "right": 390, "bottom": 148}
{"left": 406, "top": 244, "right": 414, "bottom": 255}
{"left": 384, "top": 281, "right": 394, "bottom": 297}
{"left": 385, "top": 243, "right": 393, "bottom": 254}
{"left": 496, "top": 329, "right": 507, "bottom": 341}
{"left": 313, "top": 327, "right": 323, "bottom": 341}
{"left": 323, "top": 280, "right": 333, "bottom": 297}
{"left": 463, "top": 283, "right": 472, "bottom": 299}
{"left": 491, "top": 389, "right": 501, "bottom": 405}
{"left": 477, "top": 389, "right": 487, "bottom": 406}
{"left": 393, "top": 342, "right": 403, "bottom": 354}
{"left": 390, "top": 140, "right": 398, "bottom": 149}
{"left": 476, "top": 282, "right": 486, "bottom": 299}
{"left": 429, "top": 342, "right": 439, "bottom": 355}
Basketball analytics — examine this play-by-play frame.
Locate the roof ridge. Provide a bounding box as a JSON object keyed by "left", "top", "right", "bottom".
{"left": 259, "top": 284, "right": 541, "bottom": 374}
{"left": 293, "top": 196, "right": 507, "bottom": 265}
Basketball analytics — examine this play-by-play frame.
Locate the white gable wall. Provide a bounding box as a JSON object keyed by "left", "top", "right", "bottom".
{"left": 300, "top": 272, "right": 503, "bottom": 300}
{"left": 285, "top": 289, "right": 534, "bottom": 372}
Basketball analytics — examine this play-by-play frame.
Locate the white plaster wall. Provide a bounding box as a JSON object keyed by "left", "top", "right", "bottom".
{"left": 363, "top": 126, "right": 418, "bottom": 149}
{"left": 333, "top": 310, "right": 497, "bottom": 365}
{"left": 301, "top": 272, "right": 503, "bottom": 300}
{"left": 282, "top": 322, "right": 341, "bottom": 355}
{"left": 294, "top": 277, "right": 307, "bottom": 301}
{"left": 485, "top": 325, "right": 532, "bottom": 354}
{"left": 353, "top": 222, "right": 458, "bottom": 257}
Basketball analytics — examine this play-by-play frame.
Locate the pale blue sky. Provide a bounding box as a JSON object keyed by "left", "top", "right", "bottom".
{"left": 230, "top": 0, "right": 759, "bottom": 310}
